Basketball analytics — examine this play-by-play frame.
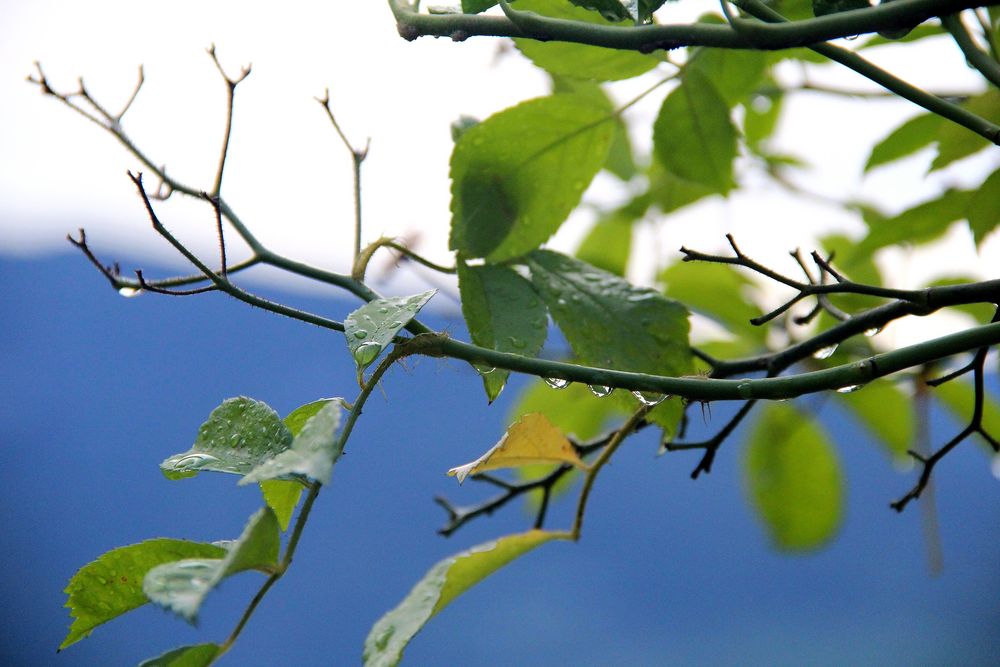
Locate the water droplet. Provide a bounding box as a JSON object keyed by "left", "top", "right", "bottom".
{"left": 736, "top": 381, "right": 753, "bottom": 398}
{"left": 508, "top": 336, "right": 526, "bottom": 349}
{"left": 474, "top": 364, "right": 495, "bottom": 375}
{"left": 353, "top": 341, "right": 382, "bottom": 367}
{"left": 118, "top": 286, "right": 142, "bottom": 298}
{"left": 836, "top": 384, "right": 862, "bottom": 394}
{"left": 531, "top": 318, "right": 546, "bottom": 329}
{"left": 630, "top": 390, "right": 665, "bottom": 406}
{"left": 864, "top": 327, "right": 882, "bottom": 337}
{"left": 813, "top": 344, "right": 837, "bottom": 360}
{"left": 378, "top": 307, "right": 389, "bottom": 314}
{"left": 845, "top": 34, "right": 859, "bottom": 41}
{"left": 353, "top": 330, "right": 368, "bottom": 340}
{"left": 171, "top": 453, "right": 220, "bottom": 470}
{"left": 390, "top": 321, "right": 403, "bottom": 328}
{"left": 589, "top": 385, "right": 611, "bottom": 398}
{"left": 544, "top": 377, "right": 569, "bottom": 389}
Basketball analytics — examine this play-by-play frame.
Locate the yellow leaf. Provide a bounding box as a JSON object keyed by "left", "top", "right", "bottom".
{"left": 447, "top": 413, "right": 586, "bottom": 483}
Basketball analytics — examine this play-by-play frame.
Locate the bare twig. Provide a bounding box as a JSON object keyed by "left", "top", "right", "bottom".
{"left": 206, "top": 44, "right": 251, "bottom": 197}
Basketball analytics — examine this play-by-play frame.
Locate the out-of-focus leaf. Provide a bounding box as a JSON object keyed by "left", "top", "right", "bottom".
{"left": 930, "top": 89, "right": 1000, "bottom": 172}
{"left": 744, "top": 403, "right": 844, "bottom": 551}
{"left": 160, "top": 397, "right": 292, "bottom": 480}
{"left": 967, "top": 166, "right": 1000, "bottom": 246}
{"left": 744, "top": 91, "right": 784, "bottom": 149}
{"left": 864, "top": 113, "right": 942, "bottom": 172}
{"left": 687, "top": 48, "right": 768, "bottom": 106}
{"left": 566, "top": 0, "right": 629, "bottom": 21}
{"left": 575, "top": 214, "right": 633, "bottom": 276}
{"left": 837, "top": 379, "right": 913, "bottom": 460}
{"left": 344, "top": 290, "right": 436, "bottom": 373}
{"left": 927, "top": 277, "right": 997, "bottom": 322}
{"left": 137, "top": 644, "right": 221, "bottom": 667}
{"left": 660, "top": 260, "right": 766, "bottom": 342}
{"left": 61, "top": 540, "right": 226, "bottom": 650}
{"left": 551, "top": 77, "right": 636, "bottom": 180}
{"left": 934, "top": 377, "right": 1000, "bottom": 455}
{"left": 526, "top": 250, "right": 691, "bottom": 429}
{"left": 515, "top": 0, "right": 660, "bottom": 81}
{"left": 363, "top": 530, "right": 564, "bottom": 667}
{"left": 143, "top": 508, "right": 280, "bottom": 623}
{"left": 462, "top": 0, "right": 497, "bottom": 12}
{"left": 819, "top": 233, "right": 885, "bottom": 311}
{"left": 653, "top": 69, "right": 738, "bottom": 194}
{"left": 860, "top": 22, "right": 944, "bottom": 47}
{"left": 811, "top": 0, "right": 867, "bottom": 17}
{"left": 448, "top": 413, "right": 586, "bottom": 482}
{"left": 450, "top": 95, "right": 615, "bottom": 260}
{"left": 855, "top": 189, "right": 972, "bottom": 256}
{"left": 458, "top": 263, "right": 548, "bottom": 402}
{"left": 509, "top": 378, "right": 623, "bottom": 441}
{"left": 647, "top": 162, "right": 715, "bottom": 214}
{"left": 240, "top": 402, "right": 344, "bottom": 486}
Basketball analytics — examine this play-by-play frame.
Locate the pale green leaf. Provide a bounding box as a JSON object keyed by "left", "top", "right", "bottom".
{"left": 647, "top": 162, "right": 715, "bottom": 214}
{"left": 575, "top": 214, "right": 632, "bottom": 276}
{"left": 687, "top": 48, "right": 768, "bottom": 107}
{"left": 744, "top": 91, "right": 784, "bottom": 149}
{"left": 967, "top": 166, "right": 1000, "bottom": 246}
{"left": 934, "top": 378, "right": 1000, "bottom": 455}
{"left": 566, "top": 0, "right": 629, "bottom": 21}
{"left": 653, "top": 69, "right": 739, "bottom": 194}
{"left": 458, "top": 263, "right": 548, "bottom": 402}
{"left": 363, "top": 530, "right": 564, "bottom": 667}
{"left": 550, "top": 77, "right": 635, "bottom": 180}
{"left": 515, "top": 0, "right": 660, "bottom": 81}
{"left": 61, "top": 540, "right": 225, "bottom": 650}
{"left": 930, "top": 89, "right": 1000, "bottom": 172}
{"left": 241, "top": 402, "right": 344, "bottom": 486}
{"left": 864, "top": 113, "right": 942, "bottom": 172}
{"left": 860, "top": 22, "right": 944, "bottom": 47}
{"left": 137, "top": 643, "right": 221, "bottom": 667}
{"left": 284, "top": 398, "right": 347, "bottom": 437}
{"left": 526, "top": 250, "right": 691, "bottom": 429}
{"left": 462, "top": 0, "right": 496, "bottom": 12}
{"left": 856, "top": 189, "right": 973, "bottom": 256}
{"left": 744, "top": 403, "right": 844, "bottom": 551}
{"left": 160, "top": 397, "right": 292, "bottom": 480}
{"left": 143, "top": 508, "right": 280, "bottom": 622}
{"left": 450, "top": 94, "right": 615, "bottom": 260}
{"left": 836, "top": 379, "right": 914, "bottom": 460}
{"left": 344, "top": 290, "right": 436, "bottom": 372}
{"left": 660, "top": 260, "right": 766, "bottom": 342}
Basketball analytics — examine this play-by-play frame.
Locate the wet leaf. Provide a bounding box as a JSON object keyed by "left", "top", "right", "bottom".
{"left": 458, "top": 263, "right": 548, "bottom": 402}
{"left": 344, "top": 290, "right": 436, "bottom": 373}
{"left": 653, "top": 68, "right": 738, "bottom": 194}
{"left": 60, "top": 540, "right": 225, "bottom": 650}
{"left": 159, "top": 397, "right": 292, "bottom": 480}
{"left": 450, "top": 94, "right": 615, "bottom": 260}
{"left": 240, "top": 402, "right": 344, "bottom": 486}
{"left": 137, "top": 643, "right": 221, "bottom": 667}
{"left": 143, "top": 508, "right": 280, "bottom": 623}
{"left": 744, "top": 403, "right": 844, "bottom": 551}
{"left": 448, "top": 413, "right": 586, "bottom": 483}
{"left": 363, "top": 530, "right": 564, "bottom": 667}
{"left": 514, "top": 0, "right": 660, "bottom": 81}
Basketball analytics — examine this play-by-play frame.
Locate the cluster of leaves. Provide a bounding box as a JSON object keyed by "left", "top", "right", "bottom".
{"left": 48, "top": 0, "right": 1000, "bottom": 665}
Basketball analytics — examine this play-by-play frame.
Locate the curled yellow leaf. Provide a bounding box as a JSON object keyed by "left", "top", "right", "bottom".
{"left": 447, "top": 413, "right": 587, "bottom": 483}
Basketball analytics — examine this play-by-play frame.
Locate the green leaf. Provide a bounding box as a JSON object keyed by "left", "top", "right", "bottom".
{"left": 927, "top": 277, "right": 997, "bottom": 322}
{"left": 836, "top": 379, "right": 913, "bottom": 460}
{"left": 462, "top": 0, "right": 497, "bottom": 13}
{"left": 855, "top": 189, "right": 973, "bottom": 256}
{"left": 61, "top": 540, "right": 226, "bottom": 650}
{"left": 260, "top": 480, "right": 302, "bottom": 531}
{"left": 967, "top": 166, "right": 1000, "bottom": 246}
{"left": 457, "top": 263, "right": 548, "bottom": 402}
{"left": 653, "top": 68, "right": 739, "bottom": 194}
{"left": 344, "top": 290, "right": 436, "bottom": 372}
{"left": 864, "top": 113, "right": 942, "bottom": 172}
{"left": 744, "top": 91, "right": 784, "bottom": 149}
{"left": 160, "top": 397, "right": 292, "bottom": 480}
{"left": 930, "top": 89, "right": 1000, "bottom": 172}
{"left": 659, "top": 260, "right": 766, "bottom": 343}
{"left": 526, "top": 250, "right": 691, "bottom": 428}
{"left": 860, "top": 22, "right": 943, "bottom": 47}
{"left": 509, "top": 378, "right": 623, "bottom": 441}
{"left": 450, "top": 94, "right": 615, "bottom": 260}
{"left": 934, "top": 378, "right": 1000, "bottom": 454}
{"left": 687, "top": 48, "right": 768, "bottom": 107}
{"left": 575, "top": 214, "right": 633, "bottom": 276}
{"left": 284, "top": 398, "right": 346, "bottom": 437}
{"left": 566, "top": 0, "right": 629, "bottom": 21}
{"left": 241, "top": 402, "right": 344, "bottom": 486}
{"left": 744, "top": 403, "right": 844, "bottom": 551}
{"left": 137, "top": 643, "right": 221, "bottom": 667}
{"left": 647, "top": 162, "right": 715, "bottom": 214}
{"left": 811, "top": 0, "right": 868, "bottom": 17}
{"left": 363, "top": 530, "right": 564, "bottom": 667}
{"left": 514, "top": 0, "right": 660, "bottom": 81}
{"left": 143, "top": 508, "right": 280, "bottom": 622}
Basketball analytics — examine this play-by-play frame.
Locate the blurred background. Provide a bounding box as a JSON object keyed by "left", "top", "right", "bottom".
{"left": 2, "top": 1, "right": 999, "bottom": 665}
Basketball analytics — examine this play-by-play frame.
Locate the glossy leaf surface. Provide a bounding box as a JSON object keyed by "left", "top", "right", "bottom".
{"left": 137, "top": 643, "right": 221, "bottom": 667}
{"left": 61, "top": 540, "right": 226, "bottom": 650}
{"left": 160, "top": 397, "right": 292, "bottom": 480}
{"left": 363, "top": 530, "right": 563, "bottom": 667}
{"left": 344, "top": 290, "right": 436, "bottom": 372}
{"left": 458, "top": 263, "right": 548, "bottom": 402}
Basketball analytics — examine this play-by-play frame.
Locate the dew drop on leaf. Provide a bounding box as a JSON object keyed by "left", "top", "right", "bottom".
{"left": 353, "top": 330, "right": 368, "bottom": 340}
{"left": 544, "top": 377, "right": 570, "bottom": 389}
{"left": 354, "top": 341, "right": 383, "bottom": 366}
{"left": 589, "top": 385, "right": 611, "bottom": 398}
{"left": 118, "top": 286, "right": 142, "bottom": 298}
{"left": 630, "top": 390, "right": 665, "bottom": 406}
{"left": 836, "top": 384, "right": 863, "bottom": 394}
